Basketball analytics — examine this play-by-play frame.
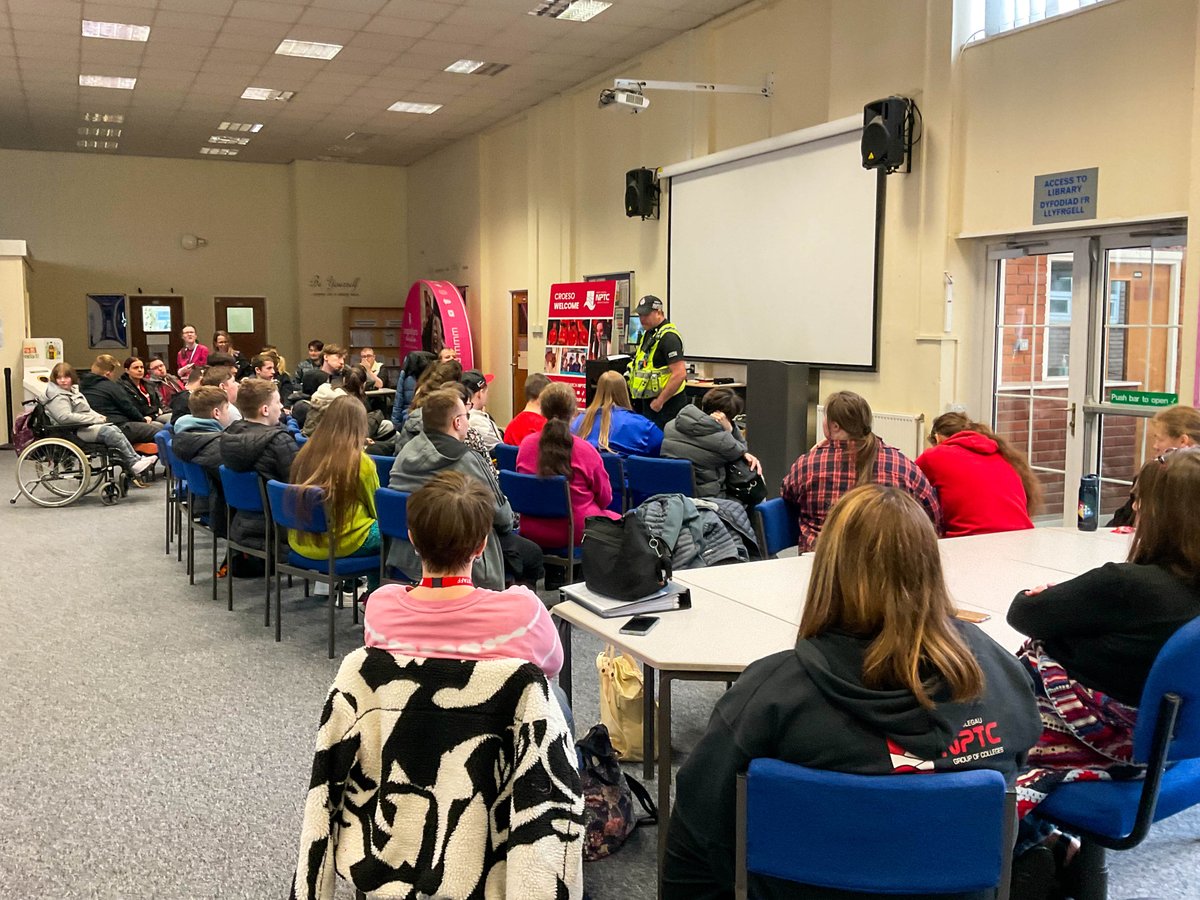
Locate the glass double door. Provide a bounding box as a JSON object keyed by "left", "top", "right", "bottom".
{"left": 989, "top": 224, "right": 1187, "bottom": 524}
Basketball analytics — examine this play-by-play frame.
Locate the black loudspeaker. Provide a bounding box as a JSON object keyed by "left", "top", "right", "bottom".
{"left": 585, "top": 355, "right": 630, "bottom": 404}
{"left": 861, "top": 97, "right": 911, "bottom": 172}
{"left": 625, "top": 168, "right": 659, "bottom": 219}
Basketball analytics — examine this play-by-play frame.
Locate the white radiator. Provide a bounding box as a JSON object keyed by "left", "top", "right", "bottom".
{"left": 815, "top": 406, "right": 927, "bottom": 459}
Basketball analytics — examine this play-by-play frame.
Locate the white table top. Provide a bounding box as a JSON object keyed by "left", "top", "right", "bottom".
{"left": 937, "top": 526, "right": 1131, "bottom": 577}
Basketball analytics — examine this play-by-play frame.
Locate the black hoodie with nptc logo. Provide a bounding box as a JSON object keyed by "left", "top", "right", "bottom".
{"left": 662, "top": 621, "right": 1041, "bottom": 900}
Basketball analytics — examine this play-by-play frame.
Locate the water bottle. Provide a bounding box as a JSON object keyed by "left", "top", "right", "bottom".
{"left": 1078, "top": 474, "right": 1099, "bottom": 532}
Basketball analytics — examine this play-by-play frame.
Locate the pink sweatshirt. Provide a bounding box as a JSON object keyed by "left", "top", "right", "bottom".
{"left": 516, "top": 432, "right": 619, "bottom": 547}
{"left": 362, "top": 584, "right": 563, "bottom": 679}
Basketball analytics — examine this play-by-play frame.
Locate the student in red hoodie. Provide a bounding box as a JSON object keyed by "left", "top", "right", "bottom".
{"left": 917, "top": 411, "right": 1039, "bottom": 536}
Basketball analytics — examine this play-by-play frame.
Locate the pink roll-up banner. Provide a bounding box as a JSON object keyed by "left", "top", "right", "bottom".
{"left": 544, "top": 280, "right": 617, "bottom": 406}
{"left": 399, "top": 280, "right": 474, "bottom": 370}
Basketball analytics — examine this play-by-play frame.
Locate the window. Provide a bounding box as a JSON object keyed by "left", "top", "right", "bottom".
{"left": 960, "top": 0, "right": 1109, "bottom": 44}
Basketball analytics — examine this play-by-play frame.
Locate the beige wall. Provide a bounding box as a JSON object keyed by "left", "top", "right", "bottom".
{"left": 0, "top": 251, "right": 31, "bottom": 431}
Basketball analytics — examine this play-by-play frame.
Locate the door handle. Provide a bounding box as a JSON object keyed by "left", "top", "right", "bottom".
{"left": 1069, "top": 401, "right": 1077, "bottom": 437}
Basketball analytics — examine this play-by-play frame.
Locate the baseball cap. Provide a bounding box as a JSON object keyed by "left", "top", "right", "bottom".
{"left": 635, "top": 295, "right": 664, "bottom": 315}
{"left": 461, "top": 370, "right": 494, "bottom": 393}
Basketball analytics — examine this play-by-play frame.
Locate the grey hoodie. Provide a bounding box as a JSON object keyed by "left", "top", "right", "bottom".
{"left": 661, "top": 403, "right": 747, "bottom": 498}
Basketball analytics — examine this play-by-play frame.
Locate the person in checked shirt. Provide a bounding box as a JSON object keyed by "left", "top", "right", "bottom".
{"left": 782, "top": 390, "right": 940, "bottom": 551}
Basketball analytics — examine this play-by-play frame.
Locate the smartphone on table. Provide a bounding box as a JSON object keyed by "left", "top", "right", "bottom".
{"left": 619, "top": 615, "right": 659, "bottom": 636}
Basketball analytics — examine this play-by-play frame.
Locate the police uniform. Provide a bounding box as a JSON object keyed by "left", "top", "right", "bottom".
{"left": 628, "top": 295, "right": 688, "bottom": 428}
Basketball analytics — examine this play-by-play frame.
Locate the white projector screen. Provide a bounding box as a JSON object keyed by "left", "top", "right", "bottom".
{"left": 666, "top": 120, "right": 879, "bottom": 369}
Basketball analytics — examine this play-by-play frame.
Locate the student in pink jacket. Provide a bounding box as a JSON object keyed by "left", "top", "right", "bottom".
{"left": 517, "top": 382, "right": 620, "bottom": 547}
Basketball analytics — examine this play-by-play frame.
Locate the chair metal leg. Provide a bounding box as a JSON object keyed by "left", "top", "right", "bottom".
{"left": 264, "top": 543, "right": 272, "bottom": 627}
{"left": 327, "top": 577, "right": 336, "bottom": 659}
{"left": 274, "top": 568, "right": 282, "bottom": 643}
{"left": 211, "top": 529, "right": 219, "bottom": 603}
{"left": 1071, "top": 841, "right": 1108, "bottom": 900}
{"left": 164, "top": 477, "right": 171, "bottom": 554}
{"left": 187, "top": 513, "right": 195, "bottom": 585}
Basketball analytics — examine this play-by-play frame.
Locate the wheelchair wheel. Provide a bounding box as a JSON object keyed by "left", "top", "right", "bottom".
{"left": 15, "top": 438, "right": 91, "bottom": 507}
{"left": 100, "top": 482, "right": 121, "bottom": 505}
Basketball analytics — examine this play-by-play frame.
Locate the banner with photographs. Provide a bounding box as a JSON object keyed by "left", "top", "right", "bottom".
{"left": 545, "top": 280, "right": 616, "bottom": 405}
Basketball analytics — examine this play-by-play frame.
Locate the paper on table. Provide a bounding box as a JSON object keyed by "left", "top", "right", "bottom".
{"left": 562, "top": 580, "right": 691, "bottom": 618}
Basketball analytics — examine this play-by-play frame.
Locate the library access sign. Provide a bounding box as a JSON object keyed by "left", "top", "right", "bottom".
{"left": 1032, "top": 167, "right": 1098, "bottom": 225}
{"left": 1109, "top": 389, "right": 1177, "bottom": 409}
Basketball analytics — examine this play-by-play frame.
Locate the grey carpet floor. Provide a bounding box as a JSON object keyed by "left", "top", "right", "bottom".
{"left": 0, "top": 453, "right": 1195, "bottom": 899}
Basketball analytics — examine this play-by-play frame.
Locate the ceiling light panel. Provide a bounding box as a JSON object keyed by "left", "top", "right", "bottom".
{"left": 529, "top": 0, "right": 612, "bottom": 21}
{"left": 218, "top": 121, "right": 264, "bottom": 133}
{"left": 76, "top": 140, "right": 119, "bottom": 150}
{"left": 209, "top": 135, "right": 251, "bottom": 145}
{"left": 82, "top": 20, "right": 151, "bottom": 42}
{"left": 78, "top": 126, "right": 122, "bottom": 137}
{"left": 200, "top": 147, "right": 238, "bottom": 156}
{"left": 444, "top": 59, "right": 486, "bottom": 74}
{"left": 275, "top": 39, "right": 343, "bottom": 60}
{"left": 83, "top": 112, "right": 125, "bottom": 123}
{"left": 241, "top": 87, "right": 295, "bottom": 101}
{"left": 388, "top": 101, "right": 442, "bottom": 114}
{"left": 79, "top": 75, "right": 137, "bottom": 90}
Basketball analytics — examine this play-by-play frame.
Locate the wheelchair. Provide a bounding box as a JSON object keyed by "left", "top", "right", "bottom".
{"left": 10, "top": 400, "right": 131, "bottom": 508}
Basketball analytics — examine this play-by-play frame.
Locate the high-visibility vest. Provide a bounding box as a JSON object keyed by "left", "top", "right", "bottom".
{"left": 628, "top": 322, "right": 685, "bottom": 400}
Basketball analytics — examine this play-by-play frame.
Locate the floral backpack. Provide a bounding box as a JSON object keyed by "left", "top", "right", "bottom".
{"left": 576, "top": 723, "right": 657, "bottom": 861}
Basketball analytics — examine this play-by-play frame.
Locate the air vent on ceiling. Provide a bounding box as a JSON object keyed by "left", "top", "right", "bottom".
{"left": 475, "top": 62, "right": 510, "bottom": 77}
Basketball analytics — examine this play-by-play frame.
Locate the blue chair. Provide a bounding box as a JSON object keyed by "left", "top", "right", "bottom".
{"left": 492, "top": 443, "right": 518, "bottom": 471}
{"left": 375, "top": 487, "right": 415, "bottom": 586}
{"left": 1037, "top": 615, "right": 1200, "bottom": 900}
{"left": 157, "top": 432, "right": 188, "bottom": 562}
{"left": 498, "top": 470, "right": 579, "bottom": 585}
{"left": 266, "top": 480, "right": 381, "bottom": 658}
{"left": 624, "top": 455, "right": 695, "bottom": 508}
{"left": 754, "top": 497, "right": 800, "bottom": 558}
{"left": 218, "top": 466, "right": 273, "bottom": 624}
{"left": 600, "top": 451, "right": 625, "bottom": 513}
{"left": 154, "top": 429, "right": 175, "bottom": 556}
{"left": 174, "top": 457, "right": 221, "bottom": 603}
{"left": 736, "top": 759, "right": 1014, "bottom": 899}
{"left": 370, "top": 454, "right": 395, "bottom": 485}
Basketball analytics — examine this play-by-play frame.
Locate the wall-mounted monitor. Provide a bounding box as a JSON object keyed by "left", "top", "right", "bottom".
{"left": 142, "top": 305, "right": 172, "bottom": 333}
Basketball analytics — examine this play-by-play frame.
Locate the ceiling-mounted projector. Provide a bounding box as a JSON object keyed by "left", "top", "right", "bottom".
{"left": 598, "top": 88, "right": 650, "bottom": 113}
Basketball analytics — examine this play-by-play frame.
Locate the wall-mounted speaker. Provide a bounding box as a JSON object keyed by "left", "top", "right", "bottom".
{"left": 861, "top": 97, "right": 912, "bottom": 173}
{"left": 625, "top": 167, "right": 659, "bottom": 219}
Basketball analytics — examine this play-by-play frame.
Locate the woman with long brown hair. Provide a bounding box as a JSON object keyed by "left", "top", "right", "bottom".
{"left": 287, "top": 395, "right": 380, "bottom": 567}
{"left": 917, "top": 411, "right": 1040, "bottom": 536}
{"left": 571, "top": 370, "right": 662, "bottom": 457}
{"left": 781, "top": 390, "right": 939, "bottom": 551}
{"left": 664, "top": 485, "right": 1040, "bottom": 899}
{"left": 516, "top": 382, "right": 618, "bottom": 548}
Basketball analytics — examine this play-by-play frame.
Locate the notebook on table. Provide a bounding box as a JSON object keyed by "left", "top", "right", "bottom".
{"left": 560, "top": 580, "right": 692, "bottom": 618}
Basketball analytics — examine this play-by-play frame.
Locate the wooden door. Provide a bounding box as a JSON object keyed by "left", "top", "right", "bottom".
{"left": 511, "top": 290, "right": 528, "bottom": 414}
{"left": 214, "top": 296, "right": 267, "bottom": 359}
{"left": 128, "top": 295, "right": 184, "bottom": 366}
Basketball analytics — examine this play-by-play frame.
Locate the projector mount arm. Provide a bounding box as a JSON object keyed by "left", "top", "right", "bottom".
{"left": 613, "top": 76, "right": 774, "bottom": 98}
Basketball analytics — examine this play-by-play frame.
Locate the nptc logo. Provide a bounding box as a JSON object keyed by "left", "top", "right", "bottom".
{"left": 584, "top": 291, "right": 596, "bottom": 310}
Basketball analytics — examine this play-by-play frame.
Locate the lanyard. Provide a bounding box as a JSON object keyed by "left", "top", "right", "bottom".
{"left": 419, "top": 576, "right": 474, "bottom": 588}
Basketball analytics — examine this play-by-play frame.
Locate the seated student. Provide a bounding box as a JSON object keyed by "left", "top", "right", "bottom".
{"left": 571, "top": 370, "right": 663, "bottom": 457}
{"left": 390, "top": 349, "right": 435, "bottom": 427}
{"left": 295, "top": 339, "right": 323, "bottom": 382}
{"left": 393, "top": 359, "right": 464, "bottom": 453}
{"left": 389, "top": 387, "right": 543, "bottom": 590}
{"left": 662, "top": 386, "right": 762, "bottom": 499}
{"left": 250, "top": 352, "right": 294, "bottom": 406}
{"left": 212, "top": 330, "right": 253, "bottom": 379}
{"left": 173, "top": 385, "right": 234, "bottom": 538}
{"left": 220, "top": 377, "right": 297, "bottom": 549}
{"left": 781, "top": 390, "right": 940, "bottom": 552}
{"left": 364, "top": 470, "right": 563, "bottom": 680}
{"left": 120, "top": 356, "right": 171, "bottom": 424}
{"left": 201, "top": 365, "right": 242, "bottom": 422}
{"left": 462, "top": 370, "right": 505, "bottom": 452}
{"left": 1007, "top": 450, "right": 1200, "bottom": 882}
{"left": 303, "top": 366, "right": 396, "bottom": 451}
{"left": 504, "top": 372, "right": 550, "bottom": 446}
{"left": 663, "top": 485, "right": 1041, "bottom": 900}
{"left": 79, "top": 354, "right": 164, "bottom": 443}
{"left": 917, "top": 411, "right": 1039, "bottom": 537}
{"left": 146, "top": 357, "right": 184, "bottom": 407}
{"left": 43, "top": 362, "right": 157, "bottom": 484}
{"left": 286, "top": 395, "right": 380, "bottom": 571}
{"left": 516, "top": 382, "right": 619, "bottom": 548}
{"left": 1107, "top": 404, "right": 1200, "bottom": 527}
{"left": 170, "top": 365, "right": 205, "bottom": 425}
{"left": 300, "top": 343, "right": 348, "bottom": 397}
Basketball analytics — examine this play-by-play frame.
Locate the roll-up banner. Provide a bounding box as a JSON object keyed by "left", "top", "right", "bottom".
{"left": 545, "top": 280, "right": 616, "bottom": 405}
{"left": 399, "top": 280, "right": 475, "bottom": 370}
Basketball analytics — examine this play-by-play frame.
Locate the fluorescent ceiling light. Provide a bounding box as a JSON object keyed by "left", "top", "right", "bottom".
{"left": 76, "top": 140, "right": 119, "bottom": 150}
{"left": 529, "top": 0, "right": 611, "bottom": 21}
{"left": 78, "top": 126, "right": 122, "bottom": 138}
{"left": 82, "top": 20, "right": 150, "bottom": 42}
{"left": 209, "top": 135, "right": 251, "bottom": 145}
{"left": 80, "top": 75, "right": 137, "bottom": 90}
{"left": 275, "top": 39, "right": 342, "bottom": 60}
{"left": 83, "top": 112, "right": 124, "bottom": 123}
{"left": 388, "top": 100, "right": 442, "bottom": 114}
{"left": 241, "top": 87, "right": 294, "bottom": 101}
{"left": 200, "top": 147, "right": 238, "bottom": 156}
{"left": 445, "top": 59, "right": 486, "bottom": 74}
{"left": 218, "top": 121, "right": 264, "bottom": 133}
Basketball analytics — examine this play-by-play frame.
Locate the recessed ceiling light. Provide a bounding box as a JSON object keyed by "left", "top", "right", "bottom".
{"left": 76, "top": 140, "right": 119, "bottom": 150}
{"left": 275, "top": 39, "right": 342, "bottom": 60}
{"left": 83, "top": 112, "right": 124, "bottom": 124}
{"left": 529, "top": 0, "right": 611, "bottom": 21}
{"left": 82, "top": 20, "right": 150, "bottom": 42}
{"left": 209, "top": 135, "right": 250, "bottom": 145}
{"left": 200, "top": 147, "right": 238, "bottom": 156}
{"left": 388, "top": 100, "right": 442, "bottom": 115}
{"left": 78, "top": 126, "right": 122, "bottom": 138}
{"left": 80, "top": 75, "right": 137, "bottom": 90}
{"left": 241, "top": 87, "right": 295, "bottom": 101}
{"left": 218, "top": 121, "right": 264, "bottom": 133}
{"left": 445, "top": 59, "right": 486, "bottom": 74}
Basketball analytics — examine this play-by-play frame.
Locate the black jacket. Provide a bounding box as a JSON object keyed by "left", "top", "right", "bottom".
{"left": 661, "top": 404, "right": 748, "bottom": 498}
{"left": 80, "top": 371, "right": 145, "bottom": 426}
{"left": 220, "top": 419, "right": 298, "bottom": 484}
{"left": 663, "top": 622, "right": 1040, "bottom": 900}
{"left": 119, "top": 374, "right": 164, "bottom": 420}
{"left": 169, "top": 390, "right": 192, "bottom": 425}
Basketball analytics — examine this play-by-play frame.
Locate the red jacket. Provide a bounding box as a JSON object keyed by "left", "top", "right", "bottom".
{"left": 916, "top": 431, "right": 1033, "bottom": 537}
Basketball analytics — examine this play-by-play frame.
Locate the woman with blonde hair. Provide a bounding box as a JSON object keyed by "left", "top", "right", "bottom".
{"left": 287, "top": 395, "right": 380, "bottom": 569}
{"left": 571, "top": 370, "right": 663, "bottom": 457}
{"left": 781, "top": 390, "right": 939, "bottom": 551}
{"left": 917, "top": 410, "right": 1040, "bottom": 536}
{"left": 1107, "top": 403, "right": 1200, "bottom": 526}
{"left": 664, "top": 484, "right": 1040, "bottom": 899}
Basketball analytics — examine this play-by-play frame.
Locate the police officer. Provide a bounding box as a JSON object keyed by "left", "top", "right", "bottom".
{"left": 628, "top": 294, "right": 688, "bottom": 428}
